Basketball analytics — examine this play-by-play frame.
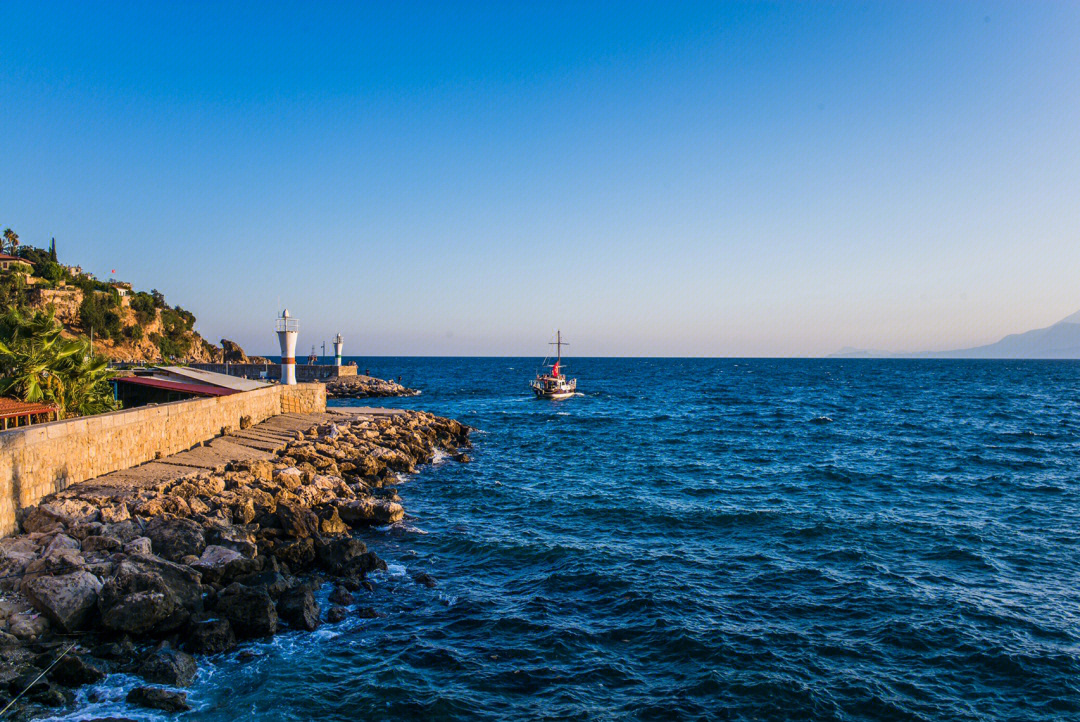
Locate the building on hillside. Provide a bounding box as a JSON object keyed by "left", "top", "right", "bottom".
{"left": 64, "top": 264, "right": 85, "bottom": 277}
{"left": 0, "top": 398, "right": 60, "bottom": 431}
{"left": 0, "top": 253, "right": 32, "bottom": 273}
{"left": 111, "top": 365, "right": 270, "bottom": 408}
{"left": 109, "top": 281, "right": 132, "bottom": 297}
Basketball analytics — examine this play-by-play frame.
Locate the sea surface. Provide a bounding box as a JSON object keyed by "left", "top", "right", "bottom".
{"left": 56, "top": 359, "right": 1080, "bottom": 720}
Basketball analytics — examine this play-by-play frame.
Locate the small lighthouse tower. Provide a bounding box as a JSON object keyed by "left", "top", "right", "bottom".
{"left": 276, "top": 309, "right": 299, "bottom": 385}
{"left": 332, "top": 333, "right": 343, "bottom": 367}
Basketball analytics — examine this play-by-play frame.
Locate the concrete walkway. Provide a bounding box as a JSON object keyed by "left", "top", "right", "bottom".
{"left": 69, "top": 407, "right": 402, "bottom": 500}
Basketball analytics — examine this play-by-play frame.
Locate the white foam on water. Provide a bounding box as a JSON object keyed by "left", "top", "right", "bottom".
{"left": 39, "top": 672, "right": 187, "bottom": 721}
{"left": 386, "top": 563, "right": 408, "bottom": 578}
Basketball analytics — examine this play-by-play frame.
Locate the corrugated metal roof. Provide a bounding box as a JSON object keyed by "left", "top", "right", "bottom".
{"left": 113, "top": 376, "right": 237, "bottom": 397}
{"left": 0, "top": 398, "right": 58, "bottom": 417}
{"left": 157, "top": 366, "right": 270, "bottom": 392}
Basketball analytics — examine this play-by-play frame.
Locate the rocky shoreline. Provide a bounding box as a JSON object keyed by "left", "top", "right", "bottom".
{"left": 0, "top": 410, "right": 470, "bottom": 719}
{"left": 324, "top": 375, "right": 420, "bottom": 399}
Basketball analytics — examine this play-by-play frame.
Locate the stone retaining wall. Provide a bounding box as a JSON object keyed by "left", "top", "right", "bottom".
{"left": 188, "top": 363, "right": 357, "bottom": 381}
{"left": 0, "top": 383, "right": 325, "bottom": 537}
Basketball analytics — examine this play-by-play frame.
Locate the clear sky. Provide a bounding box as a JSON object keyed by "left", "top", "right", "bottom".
{"left": 2, "top": 1, "right": 1078, "bottom": 356}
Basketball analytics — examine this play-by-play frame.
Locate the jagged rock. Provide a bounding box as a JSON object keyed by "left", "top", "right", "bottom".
{"left": 191, "top": 545, "right": 250, "bottom": 584}
{"left": 235, "top": 570, "right": 290, "bottom": 598}
{"left": 185, "top": 618, "right": 236, "bottom": 655}
{"left": 355, "top": 607, "right": 382, "bottom": 619}
{"left": 220, "top": 339, "right": 249, "bottom": 364}
{"left": 274, "top": 538, "right": 315, "bottom": 568}
{"left": 327, "top": 605, "right": 347, "bottom": 624}
{"left": 0, "top": 549, "right": 37, "bottom": 585}
{"left": 98, "top": 557, "right": 202, "bottom": 634}
{"left": 124, "top": 537, "right": 153, "bottom": 556}
{"left": 413, "top": 572, "right": 437, "bottom": 589}
{"left": 50, "top": 654, "right": 105, "bottom": 687}
{"left": 9, "top": 612, "right": 49, "bottom": 639}
{"left": 315, "top": 537, "right": 367, "bottom": 574}
{"left": 100, "top": 504, "right": 130, "bottom": 524}
{"left": 206, "top": 525, "right": 258, "bottom": 558}
{"left": 216, "top": 584, "right": 278, "bottom": 638}
{"left": 23, "top": 571, "right": 103, "bottom": 632}
{"left": 21, "top": 500, "right": 101, "bottom": 533}
{"left": 137, "top": 647, "right": 197, "bottom": 687}
{"left": 81, "top": 535, "right": 122, "bottom": 553}
{"left": 134, "top": 495, "right": 191, "bottom": 518}
{"left": 317, "top": 507, "right": 349, "bottom": 535}
{"left": 250, "top": 460, "right": 275, "bottom": 482}
{"left": 274, "top": 467, "right": 304, "bottom": 491}
{"left": 277, "top": 586, "right": 320, "bottom": 631}
{"left": 127, "top": 686, "right": 190, "bottom": 712}
{"left": 43, "top": 533, "right": 80, "bottom": 556}
{"left": 145, "top": 517, "right": 206, "bottom": 562}
{"left": 276, "top": 501, "right": 320, "bottom": 539}
{"left": 328, "top": 585, "right": 353, "bottom": 606}
{"left": 335, "top": 499, "right": 404, "bottom": 526}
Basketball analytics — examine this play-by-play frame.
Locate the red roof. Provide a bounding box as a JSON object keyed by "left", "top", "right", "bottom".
{"left": 0, "top": 253, "right": 30, "bottom": 262}
{"left": 113, "top": 376, "right": 237, "bottom": 397}
{"left": 0, "top": 397, "right": 58, "bottom": 419}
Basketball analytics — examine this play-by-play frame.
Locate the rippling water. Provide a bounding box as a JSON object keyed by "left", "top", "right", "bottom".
{"left": 59, "top": 359, "right": 1080, "bottom": 720}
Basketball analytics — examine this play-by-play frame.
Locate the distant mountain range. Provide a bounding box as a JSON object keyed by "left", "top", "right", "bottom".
{"left": 830, "top": 310, "right": 1080, "bottom": 359}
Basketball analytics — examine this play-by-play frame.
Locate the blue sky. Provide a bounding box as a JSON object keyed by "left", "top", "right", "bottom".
{"left": 2, "top": 1, "right": 1078, "bottom": 356}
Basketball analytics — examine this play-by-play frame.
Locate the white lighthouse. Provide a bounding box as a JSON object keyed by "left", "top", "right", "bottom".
{"left": 332, "top": 333, "right": 343, "bottom": 367}
{"left": 276, "top": 309, "right": 299, "bottom": 385}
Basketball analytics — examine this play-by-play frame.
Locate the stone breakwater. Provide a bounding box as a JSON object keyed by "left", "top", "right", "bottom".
{"left": 324, "top": 375, "right": 420, "bottom": 399}
{"left": 0, "top": 410, "right": 469, "bottom": 719}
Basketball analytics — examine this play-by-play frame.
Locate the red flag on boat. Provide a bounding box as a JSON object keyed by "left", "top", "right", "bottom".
{"left": 552, "top": 361, "right": 560, "bottom": 377}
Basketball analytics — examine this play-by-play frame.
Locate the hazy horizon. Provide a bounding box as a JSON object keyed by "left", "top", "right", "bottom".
{"left": 2, "top": 2, "right": 1078, "bottom": 357}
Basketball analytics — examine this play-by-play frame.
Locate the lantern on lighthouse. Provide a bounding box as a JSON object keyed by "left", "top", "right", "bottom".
{"left": 276, "top": 309, "right": 299, "bottom": 385}
{"left": 332, "top": 333, "right": 343, "bottom": 367}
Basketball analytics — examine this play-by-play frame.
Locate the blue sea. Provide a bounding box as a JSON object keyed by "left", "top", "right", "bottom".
{"left": 60, "top": 359, "right": 1080, "bottom": 720}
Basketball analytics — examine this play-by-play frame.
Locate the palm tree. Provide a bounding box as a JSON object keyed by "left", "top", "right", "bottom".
{"left": 2, "top": 228, "right": 19, "bottom": 255}
{"left": 0, "top": 308, "right": 118, "bottom": 418}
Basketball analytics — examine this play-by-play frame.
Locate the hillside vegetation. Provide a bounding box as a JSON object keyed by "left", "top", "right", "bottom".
{"left": 0, "top": 232, "right": 222, "bottom": 363}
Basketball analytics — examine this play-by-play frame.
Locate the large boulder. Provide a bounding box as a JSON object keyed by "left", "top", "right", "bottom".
{"left": 235, "top": 570, "right": 291, "bottom": 598}
{"left": 335, "top": 499, "right": 404, "bottom": 526}
{"left": 128, "top": 554, "right": 204, "bottom": 613}
{"left": 274, "top": 538, "right": 315, "bottom": 569}
{"left": 185, "top": 618, "right": 236, "bottom": 655}
{"left": 145, "top": 517, "right": 206, "bottom": 562}
{"left": 315, "top": 537, "right": 367, "bottom": 574}
{"left": 22, "top": 570, "right": 103, "bottom": 632}
{"left": 276, "top": 501, "right": 320, "bottom": 540}
{"left": 21, "top": 499, "right": 101, "bottom": 533}
{"left": 215, "top": 584, "right": 278, "bottom": 638}
{"left": 127, "top": 686, "right": 190, "bottom": 712}
{"left": 138, "top": 648, "right": 198, "bottom": 687}
{"left": 205, "top": 525, "right": 258, "bottom": 558}
{"left": 98, "top": 557, "right": 202, "bottom": 634}
{"left": 191, "top": 545, "right": 252, "bottom": 584}
{"left": 316, "top": 506, "right": 349, "bottom": 536}
{"left": 277, "top": 586, "right": 320, "bottom": 631}
{"left": 49, "top": 655, "right": 105, "bottom": 687}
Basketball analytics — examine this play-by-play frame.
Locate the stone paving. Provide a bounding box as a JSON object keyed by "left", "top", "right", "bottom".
{"left": 69, "top": 407, "right": 403, "bottom": 500}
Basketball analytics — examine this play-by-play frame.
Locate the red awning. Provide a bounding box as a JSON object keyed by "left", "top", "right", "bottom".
{"left": 113, "top": 376, "right": 237, "bottom": 397}
{"left": 0, "top": 397, "right": 59, "bottom": 420}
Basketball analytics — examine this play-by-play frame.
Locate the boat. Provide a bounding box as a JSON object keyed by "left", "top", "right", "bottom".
{"left": 530, "top": 330, "right": 578, "bottom": 399}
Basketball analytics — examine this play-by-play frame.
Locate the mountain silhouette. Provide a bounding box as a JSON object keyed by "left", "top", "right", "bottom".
{"left": 831, "top": 311, "right": 1080, "bottom": 359}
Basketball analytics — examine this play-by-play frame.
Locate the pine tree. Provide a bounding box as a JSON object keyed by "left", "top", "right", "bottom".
{"left": 49, "top": 237, "right": 57, "bottom": 262}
